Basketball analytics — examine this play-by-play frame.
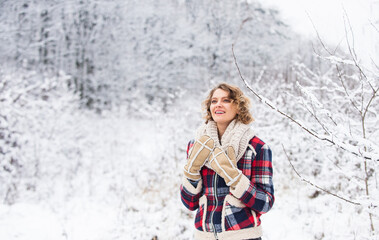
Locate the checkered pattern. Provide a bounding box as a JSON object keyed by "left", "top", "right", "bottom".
{"left": 236, "top": 138, "right": 275, "bottom": 215}
{"left": 224, "top": 201, "right": 255, "bottom": 230}
{"left": 180, "top": 183, "right": 201, "bottom": 210}
{"left": 194, "top": 201, "right": 205, "bottom": 230}
{"left": 180, "top": 136, "right": 275, "bottom": 234}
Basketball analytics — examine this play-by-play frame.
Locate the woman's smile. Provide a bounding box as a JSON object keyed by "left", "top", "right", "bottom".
{"left": 210, "top": 89, "right": 238, "bottom": 127}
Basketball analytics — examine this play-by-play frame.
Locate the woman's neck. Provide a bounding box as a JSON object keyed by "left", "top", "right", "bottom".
{"left": 217, "top": 123, "right": 228, "bottom": 139}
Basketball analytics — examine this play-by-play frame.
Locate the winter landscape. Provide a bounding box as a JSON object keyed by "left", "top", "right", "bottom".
{"left": 0, "top": 0, "right": 378, "bottom": 239}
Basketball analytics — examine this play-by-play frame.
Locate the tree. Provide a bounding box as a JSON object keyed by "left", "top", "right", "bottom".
{"left": 0, "top": 69, "right": 79, "bottom": 204}
{"left": 233, "top": 20, "right": 379, "bottom": 236}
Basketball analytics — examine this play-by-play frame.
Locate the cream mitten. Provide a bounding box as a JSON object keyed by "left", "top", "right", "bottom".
{"left": 209, "top": 146, "right": 242, "bottom": 188}
{"left": 183, "top": 135, "right": 215, "bottom": 180}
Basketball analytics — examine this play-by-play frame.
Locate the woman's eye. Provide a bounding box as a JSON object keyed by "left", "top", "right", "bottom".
{"left": 223, "top": 99, "right": 231, "bottom": 103}
{"left": 211, "top": 100, "right": 217, "bottom": 104}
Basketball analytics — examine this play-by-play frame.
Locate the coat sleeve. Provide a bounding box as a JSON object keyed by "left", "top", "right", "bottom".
{"left": 230, "top": 143, "right": 275, "bottom": 215}
{"left": 180, "top": 140, "right": 203, "bottom": 211}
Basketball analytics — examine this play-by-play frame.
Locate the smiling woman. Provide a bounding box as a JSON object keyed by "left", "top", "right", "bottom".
{"left": 180, "top": 83, "right": 275, "bottom": 240}
{"left": 203, "top": 83, "right": 254, "bottom": 138}
{"left": 209, "top": 88, "right": 239, "bottom": 138}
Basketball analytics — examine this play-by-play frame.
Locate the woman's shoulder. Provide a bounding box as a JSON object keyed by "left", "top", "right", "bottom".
{"left": 248, "top": 136, "right": 269, "bottom": 150}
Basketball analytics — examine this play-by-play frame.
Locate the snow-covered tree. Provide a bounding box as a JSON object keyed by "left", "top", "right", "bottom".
{"left": 0, "top": 68, "right": 80, "bottom": 204}
{"left": 234, "top": 26, "right": 379, "bottom": 237}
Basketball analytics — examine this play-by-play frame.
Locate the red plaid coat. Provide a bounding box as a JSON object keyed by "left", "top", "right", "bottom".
{"left": 180, "top": 136, "right": 274, "bottom": 239}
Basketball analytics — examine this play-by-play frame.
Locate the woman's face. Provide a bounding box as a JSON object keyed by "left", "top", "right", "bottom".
{"left": 210, "top": 88, "right": 238, "bottom": 126}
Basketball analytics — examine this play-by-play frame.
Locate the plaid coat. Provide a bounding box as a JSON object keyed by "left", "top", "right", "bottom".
{"left": 180, "top": 136, "right": 274, "bottom": 240}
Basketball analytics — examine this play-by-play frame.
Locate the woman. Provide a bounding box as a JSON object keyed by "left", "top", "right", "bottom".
{"left": 180, "top": 83, "right": 274, "bottom": 240}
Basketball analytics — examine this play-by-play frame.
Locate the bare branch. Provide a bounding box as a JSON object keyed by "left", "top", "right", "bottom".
{"left": 306, "top": 11, "right": 333, "bottom": 55}
{"left": 233, "top": 17, "right": 252, "bottom": 46}
{"left": 282, "top": 144, "right": 361, "bottom": 205}
{"left": 342, "top": 7, "right": 357, "bottom": 59}
{"left": 370, "top": 57, "right": 379, "bottom": 71}
{"left": 342, "top": 9, "right": 374, "bottom": 92}
{"left": 336, "top": 65, "right": 362, "bottom": 114}
{"left": 369, "top": 20, "right": 379, "bottom": 35}
{"left": 362, "top": 86, "right": 379, "bottom": 126}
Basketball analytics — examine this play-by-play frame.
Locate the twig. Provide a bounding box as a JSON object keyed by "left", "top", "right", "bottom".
{"left": 371, "top": 57, "right": 379, "bottom": 71}
{"left": 306, "top": 11, "right": 334, "bottom": 56}
{"left": 282, "top": 144, "right": 361, "bottom": 205}
{"left": 370, "top": 20, "right": 379, "bottom": 35}
{"left": 233, "top": 17, "right": 252, "bottom": 47}
{"left": 232, "top": 44, "right": 379, "bottom": 161}
{"left": 296, "top": 81, "right": 334, "bottom": 134}
{"left": 342, "top": 9, "right": 373, "bottom": 91}
{"left": 342, "top": 7, "right": 357, "bottom": 59}
{"left": 362, "top": 86, "right": 379, "bottom": 130}
{"left": 335, "top": 65, "right": 362, "bottom": 114}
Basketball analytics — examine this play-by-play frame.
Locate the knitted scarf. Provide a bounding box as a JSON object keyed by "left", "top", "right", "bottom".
{"left": 196, "top": 119, "right": 255, "bottom": 167}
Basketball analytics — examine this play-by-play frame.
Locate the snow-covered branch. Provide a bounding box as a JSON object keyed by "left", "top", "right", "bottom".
{"left": 282, "top": 144, "right": 362, "bottom": 206}
{"left": 232, "top": 44, "right": 379, "bottom": 161}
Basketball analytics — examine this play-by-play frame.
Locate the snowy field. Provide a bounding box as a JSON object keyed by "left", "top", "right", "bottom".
{"left": 0, "top": 0, "right": 378, "bottom": 239}
{"left": 0, "top": 108, "right": 377, "bottom": 240}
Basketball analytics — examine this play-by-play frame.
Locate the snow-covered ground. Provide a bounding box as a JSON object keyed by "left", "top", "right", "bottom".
{"left": 1, "top": 0, "right": 378, "bottom": 238}
{"left": 1, "top": 109, "right": 377, "bottom": 240}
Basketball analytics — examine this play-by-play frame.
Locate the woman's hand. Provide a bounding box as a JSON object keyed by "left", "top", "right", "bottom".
{"left": 209, "top": 146, "right": 242, "bottom": 188}
{"left": 183, "top": 135, "right": 214, "bottom": 180}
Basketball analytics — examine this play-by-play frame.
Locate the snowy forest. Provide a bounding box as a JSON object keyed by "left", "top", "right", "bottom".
{"left": 0, "top": 0, "right": 378, "bottom": 239}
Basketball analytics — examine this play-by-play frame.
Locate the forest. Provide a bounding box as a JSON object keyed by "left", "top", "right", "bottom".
{"left": 0, "top": 0, "right": 378, "bottom": 239}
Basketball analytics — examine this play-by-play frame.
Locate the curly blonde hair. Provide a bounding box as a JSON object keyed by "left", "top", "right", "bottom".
{"left": 203, "top": 83, "right": 254, "bottom": 124}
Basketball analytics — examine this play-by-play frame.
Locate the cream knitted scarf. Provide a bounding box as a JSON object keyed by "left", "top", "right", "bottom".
{"left": 196, "top": 119, "right": 255, "bottom": 167}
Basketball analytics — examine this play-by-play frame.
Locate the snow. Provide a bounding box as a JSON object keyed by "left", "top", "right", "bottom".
{"left": 0, "top": 0, "right": 378, "bottom": 239}
{"left": 0, "top": 107, "right": 377, "bottom": 239}
{"left": 0, "top": 203, "right": 65, "bottom": 240}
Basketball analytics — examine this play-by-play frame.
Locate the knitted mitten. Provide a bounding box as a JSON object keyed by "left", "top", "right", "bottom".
{"left": 209, "top": 146, "right": 242, "bottom": 188}
{"left": 183, "top": 135, "right": 215, "bottom": 180}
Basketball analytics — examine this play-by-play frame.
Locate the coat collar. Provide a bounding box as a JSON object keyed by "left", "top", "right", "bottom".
{"left": 196, "top": 119, "right": 255, "bottom": 161}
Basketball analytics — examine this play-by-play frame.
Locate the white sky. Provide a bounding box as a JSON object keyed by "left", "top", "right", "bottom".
{"left": 259, "top": 0, "right": 379, "bottom": 66}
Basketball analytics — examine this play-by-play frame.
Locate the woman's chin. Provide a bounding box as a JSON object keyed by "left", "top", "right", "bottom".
{"left": 214, "top": 119, "right": 233, "bottom": 126}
